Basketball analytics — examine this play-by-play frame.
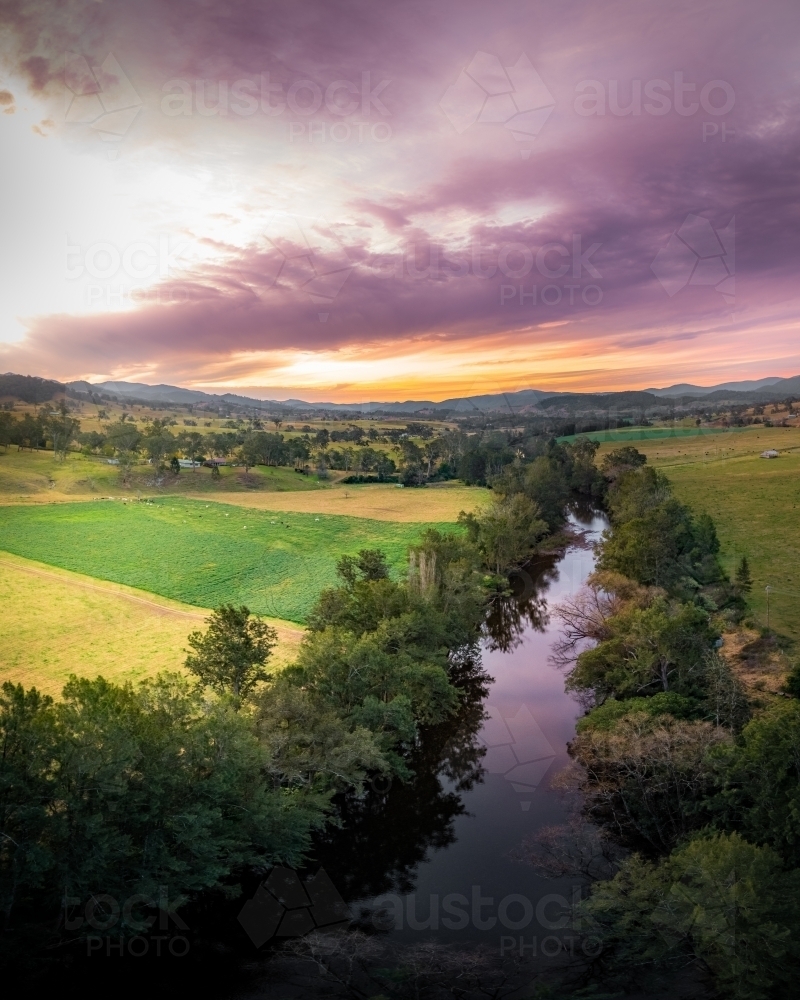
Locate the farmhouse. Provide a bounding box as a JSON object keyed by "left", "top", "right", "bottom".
{"left": 760, "top": 449, "right": 779, "bottom": 458}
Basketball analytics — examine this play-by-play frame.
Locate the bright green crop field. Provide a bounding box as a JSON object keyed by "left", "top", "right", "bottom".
{"left": 557, "top": 425, "right": 749, "bottom": 445}
{"left": 0, "top": 498, "right": 455, "bottom": 623}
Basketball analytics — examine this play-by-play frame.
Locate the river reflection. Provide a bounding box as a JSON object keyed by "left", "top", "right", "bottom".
{"left": 307, "top": 511, "right": 608, "bottom": 946}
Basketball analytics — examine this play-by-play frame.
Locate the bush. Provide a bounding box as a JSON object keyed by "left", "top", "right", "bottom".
{"left": 580, "top": 833, "right": 800, "bottom": 1000}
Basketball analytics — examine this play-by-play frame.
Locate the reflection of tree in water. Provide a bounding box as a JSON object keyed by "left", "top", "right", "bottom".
{"left": 308, "top": 651, "right": 490, "bottom": 901}
{"left": 484, "top": 553, "right": 559, "bottom": 653}
{"left": 308, "top": 543, "right": 578, "bottom": 903}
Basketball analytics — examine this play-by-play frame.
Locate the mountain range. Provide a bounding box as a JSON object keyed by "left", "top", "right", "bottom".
{"left": 3, "top": 373, "right": 799, "bottom": 414}
{"left": 63, "top": 375, "right": 800, "bottom": 413}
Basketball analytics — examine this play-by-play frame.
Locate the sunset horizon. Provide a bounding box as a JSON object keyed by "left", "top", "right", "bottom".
{"left": 3, "top": 1, "right": 799, "bottom": 401}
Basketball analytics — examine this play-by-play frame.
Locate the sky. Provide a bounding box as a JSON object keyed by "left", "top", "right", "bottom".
{"left": 1, "top": 0, "right": 799, "bottom": 403}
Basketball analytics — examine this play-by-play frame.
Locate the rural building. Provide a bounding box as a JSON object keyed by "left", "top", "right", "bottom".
{"left": 761, "top": 449, "right": 779, "bottom": 458}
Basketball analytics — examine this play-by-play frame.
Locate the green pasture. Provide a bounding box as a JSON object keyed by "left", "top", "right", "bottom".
{"left": 666, "top": 452, "right": 800, "bottom": 639}
{"left": 0, "top": 498, "right": 454, "bottom": 623}
{"left": 595, "top": 426, "right": 800, "bottom": 640}
{"left": 557, "top": 425, "right": 748, "bottom": 445}
{"left": 0, "top": 449, "right": 327, "bottom": 500}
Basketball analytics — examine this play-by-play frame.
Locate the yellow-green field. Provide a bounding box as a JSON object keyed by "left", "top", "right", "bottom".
{"left": 0, "top": 447, "right": 485, "bottom": 692}
{"left": 0, "top": 450, "right": 490, "bottom": 521}
{"left": 598, "top": 425, "right": 800, "bottom": 639}
{"left": 0, "top": 449, "right": 328, "bottom": 503}
{"left": 0, "top": 552, "right": 303, "bottom": 696}
{"left": 5, "top": 398, "right": 453, "bottom": 452}
{"left": 184, "top": 481, "right": 490, "bottom": 521}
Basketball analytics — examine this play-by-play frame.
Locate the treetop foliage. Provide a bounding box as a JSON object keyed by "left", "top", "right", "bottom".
{"left": 185, "top": 604, "right": 277, "bottom": 700}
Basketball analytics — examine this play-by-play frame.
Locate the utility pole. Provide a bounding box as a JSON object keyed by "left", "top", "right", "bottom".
{"left": 765, "top": 585, "right": 771, "bottom": 629}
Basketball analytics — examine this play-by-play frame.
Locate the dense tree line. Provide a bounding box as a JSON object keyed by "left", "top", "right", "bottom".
{"left": 0, "top": 526, "right": 494, "bottom": 967}
{"left": 0, "top": 424, "right": 602, "bottom": 970}
{"left": 530, "top": 447, "right": 800, "bottom": 998}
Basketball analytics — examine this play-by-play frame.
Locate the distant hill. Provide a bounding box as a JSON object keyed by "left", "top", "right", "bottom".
{"left": 0, "top": 373, "right": 65, "bottom": 404}
{"left": 68, "top": 380, "right": 214, "bottom": 404}
{"left": 65, "top": 380, "right": 562, "bottom": 413}
{"left": 7, "top": 369, "right": 791, "bottom": 414}
{"left": 645, "top": 377, "right": 785, "bottom": 397}
{"left": 537, "top": 391, "right": 660, "bottom": 411}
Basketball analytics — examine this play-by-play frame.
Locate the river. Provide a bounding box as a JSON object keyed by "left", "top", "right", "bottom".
{"left": 304, "top": 509, "right": 609, "bottom": 965}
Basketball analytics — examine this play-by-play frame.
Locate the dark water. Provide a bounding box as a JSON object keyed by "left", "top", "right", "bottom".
{"left": 309, "top": 510, "right": 608, "bottom": 958}
{"left": 44, "top": 512, "right": 608, "bottom": 995}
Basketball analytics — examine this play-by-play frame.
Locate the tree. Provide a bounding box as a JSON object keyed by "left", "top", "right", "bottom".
{"left": 718, "top": 699, "right": 800, "bottom": 866}
{"left": 375, "top": 453, "right": 396, "bottom": 480}
{"left": 458, "top": 493, "right": 548, "bottom": 575}
{"left": 336, "top": 549, "right": 390, "bottom": 588}
{"left": 240, "top": 431, "right": 287, "bottom": 469}
{"left": 571, "top": 712, "right": 730, "bottom": 852}
{"left": 170, "top": 456, "right": 180, "bottom": 474}
{"left": 400, "top": 463, "right": 423, "bottom": 486}
{"left": 12, "top": 413, "right": 44, "bottom": 451}
{"left": 519, "top": 456, "right": 570, "bottom": 531}
{"left": 44, "top": 403, "right": 80, "bottom": 460}
{"left": 0, "top": 412, "right": 13, "bottom": 451}
{"left": 106, "top": 419, "right": 141, "bottom": 482}
{"left": 208, "top": 431, "right": 237, "bottom": 458}
{"left": 291, "top": 538, "right": 486, "bottom": 762}
{"left": 178, "top": 430, "right": 204, "bottom": 468}
{"left": 566, "top": 436, "right": 605, "bottom": 496}
{"left": 601, "top": 445, "right": 647, "bottom": 482}
{"left": 185, "top": 604, "right": 277, "bottom": 700}
{"left": 288, "top": 437, "right": 311, "bottom": 468}
{"left": 142, "top": 419, "right": 174, "bottom": 468}
{"left": 598, "top": 469, "right": 716, "bottom": 592}
{"left": 735, "top": 555, "right": 752, "bottom": 594}
{"left": 580, "top": 833, "right": 800, "bottom": 1000}
{"left": 566, "top": 595, "right": 716, "bottom": 702}
{"left": 77, "top": 430, "right": 106, "bottom": 455}
{"left": 423, "top": 439, "right": 441, "bottom": 477}
{"left": 0, "top": 674, "right": 331, "bottom": 959}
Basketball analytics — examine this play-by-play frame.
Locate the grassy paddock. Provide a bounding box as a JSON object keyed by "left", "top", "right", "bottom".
{"left": 558, "top": 425, "right": 750, "bottom": 445}
{"left": 183, "top": 482, "right": 491, "bottom": 522}
{"left": 598, "top": 426, "right": 800, "bottom": 638}
{"left": 0, "top": 498, "right": 457, "bottom": 623}
{"left": 0, "top": 552, "right": 304, "bottom": 695}
{"left": 0, "top": 449, "right": 326, "bottom": 503}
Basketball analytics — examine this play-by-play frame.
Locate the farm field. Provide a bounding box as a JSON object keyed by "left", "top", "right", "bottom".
{"left": 558, "top": 424, "right": 749, "bottom": 444}
{"left": 0, "top": 449, "right": 490, "bottom": 520}
{"left": 561, "top": 422, "right": 800, "bottom": 449}
{"left": 183, "top": 481, "right": 491, "bottom": 522}
{"left": 598, "top": 426, "right": 800, "bottom": 638}
{"left": 0, "top": 497, "right": 457, "bottom": 623}
{"left": 0, "top": 551, "right": 304, "bottom": 695}
{"left": 0, "top": 449, "right": 328, "bottom": 503}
